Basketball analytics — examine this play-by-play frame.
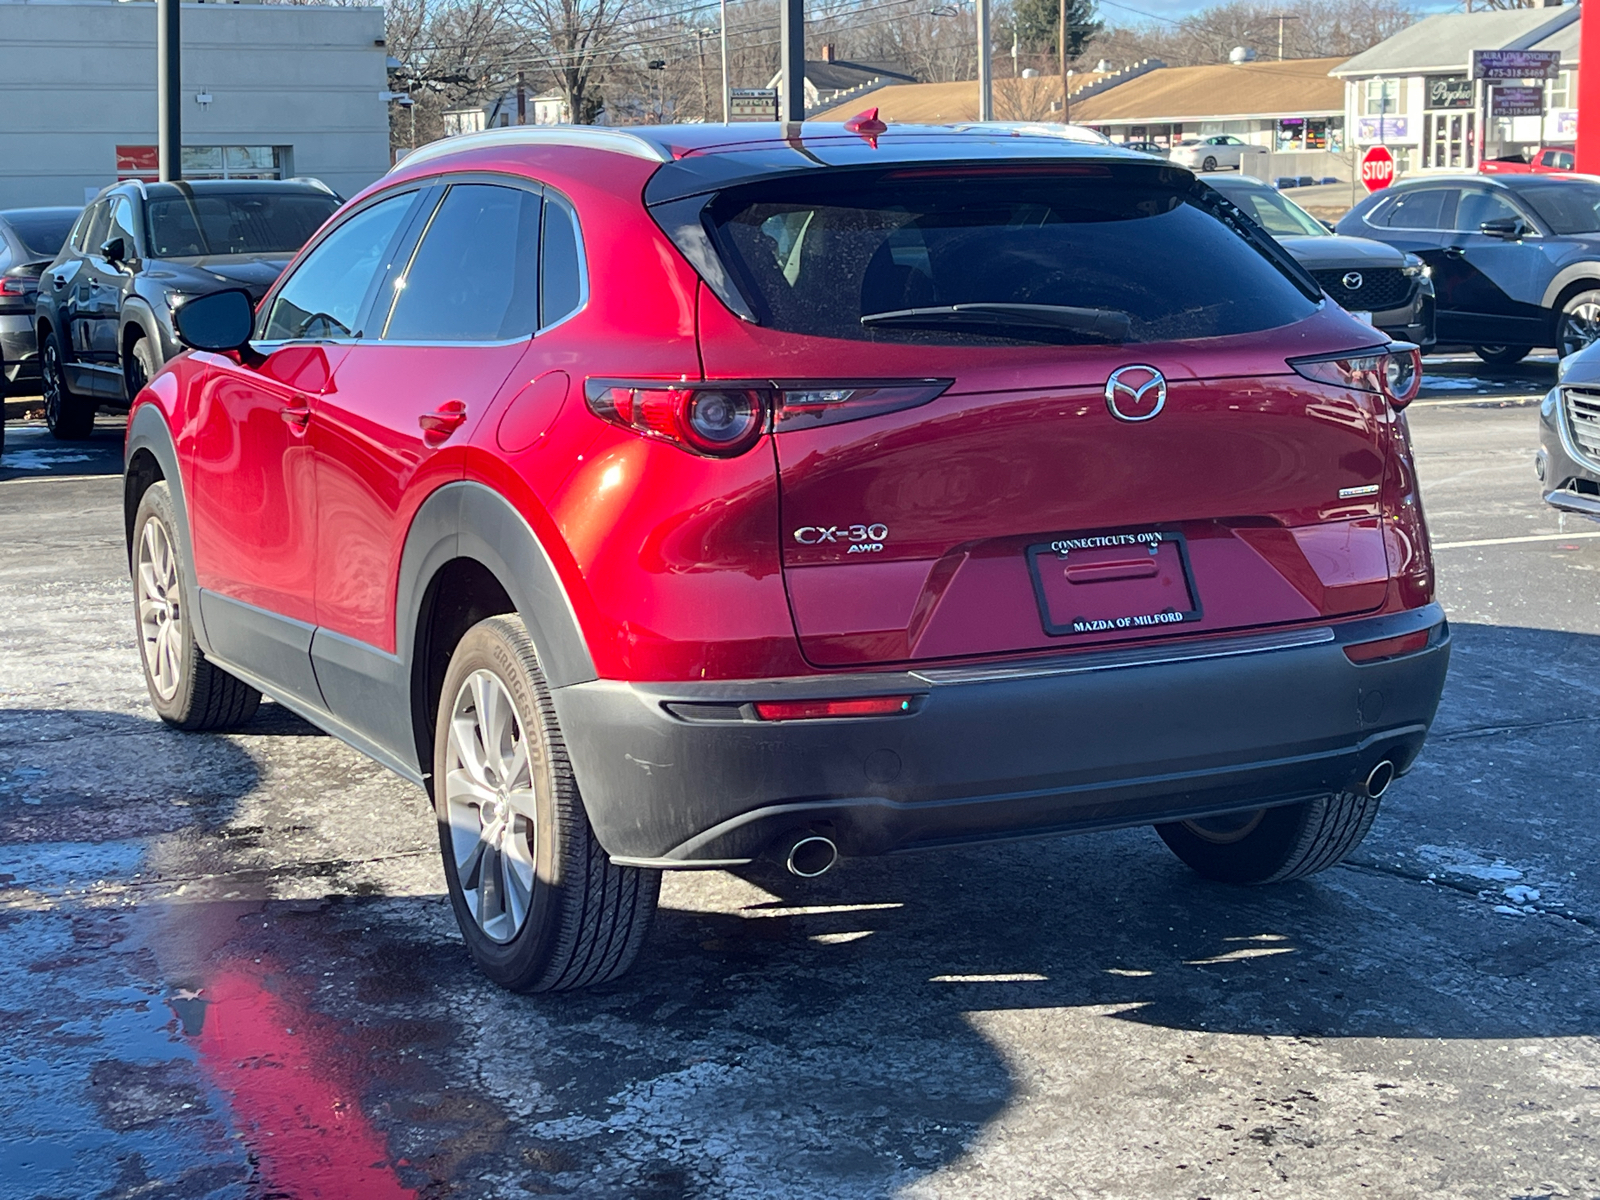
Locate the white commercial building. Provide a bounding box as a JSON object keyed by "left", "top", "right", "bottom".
{"left": 0, "top": 0, "right": 390, "bottom": 209}
{"left": 1332, "top": 5, "right": 1580, "bottom": 176}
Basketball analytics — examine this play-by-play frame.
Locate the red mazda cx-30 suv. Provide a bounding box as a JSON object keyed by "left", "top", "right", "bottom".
{"left": 124, "top": 124, "right": 1448, "bottom": 992}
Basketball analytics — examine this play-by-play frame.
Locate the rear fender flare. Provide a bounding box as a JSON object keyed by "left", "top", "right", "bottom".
{"left": 397, "top": 481, "right": 597, "bottom": 693}
{"left": 120, "top": 300, "right": 168, "bottom": 373}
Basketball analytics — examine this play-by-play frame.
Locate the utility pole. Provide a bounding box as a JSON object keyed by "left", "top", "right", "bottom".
{"left": 1270, "top": 13, "right": 1299, "bottom": 61}
{"left": 517, "top": 70, "right": 527, "bottom": 124}
{"left": 1059, "top": 0, "right": 1068, "bottom": 121}
{"left": 779, "top": 0, "right": 804, "bottom": 122}
{"left": 977, "top": 0, "right": 993, "bottom": 120}
{"left": 720, "top": 0, "right": 730, "bottom": 123}
{"left": 157, "top": 0, "right": 181, "bottom": 181}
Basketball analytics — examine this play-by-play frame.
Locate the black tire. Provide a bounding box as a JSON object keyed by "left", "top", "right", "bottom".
{"left": 1472, "top": 344, "right": 1532, "bottom": 366}
{"left": 126, "top": 335, "right": 160, "bottom": 401}
{"left": 131, "top": 482, "right": 261, "bottom": 730}
{"left": 432, "top": 614, "right": 658, "bottom": 992}
{"left": 1555, "top": 289, "right": 1600, "bottom": 359}
{"left": 1202, "top": 155, "right": 1218, "bottom": 171}
{"left": 41, "top": 328, "right": 95, "bottom": 441}
{"left": 1156, "top": 791, "right": 1380, "bottom": 884}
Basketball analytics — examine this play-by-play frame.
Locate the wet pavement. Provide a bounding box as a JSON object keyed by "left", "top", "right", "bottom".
{"left": 3, "top": 363, "right": 1600, "bottom": 1198}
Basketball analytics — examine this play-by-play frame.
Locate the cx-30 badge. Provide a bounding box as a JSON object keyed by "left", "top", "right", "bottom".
{"left": 1104, "top": 366, "right": 1167, "bottom": 423}
{"left": 1342, "top": 271, "right": 1364, "bottom": 290}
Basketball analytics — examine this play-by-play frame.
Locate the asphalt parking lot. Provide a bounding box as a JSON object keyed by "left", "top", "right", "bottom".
{"left": 2, "top": 351, "right": 1598, "bottom": 1200}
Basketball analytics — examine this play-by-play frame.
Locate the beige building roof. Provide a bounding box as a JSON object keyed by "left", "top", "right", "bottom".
{"left": 812, "top": 73, "right": 1108, "bottom": 125}
{"left": 1067, "top": 57, "right": 1347, "bottom": 124}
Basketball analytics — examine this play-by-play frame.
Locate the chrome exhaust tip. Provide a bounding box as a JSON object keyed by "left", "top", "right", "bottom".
{"left": 785, "top": 835, "right": 839, "bottom": 878}
{"left": 1364, "top": 760, "right": 1396, "bottom": 799}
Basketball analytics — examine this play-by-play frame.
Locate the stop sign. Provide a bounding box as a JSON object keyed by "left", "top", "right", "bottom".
{"left": 1361, "top": 145, "right": 1396, "bottom": 192}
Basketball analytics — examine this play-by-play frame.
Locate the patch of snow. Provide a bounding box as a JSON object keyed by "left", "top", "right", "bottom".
{"left": 1, "top": 449, "right": 95, "bottom": 471}
{"left": 1492, "top": 905, "right": 1525, "bottom": 916}
{"left": 1503, "top": 884, "right": 1541, "bottom": 905}
{"left": 1415, "top": 844, "right": 1524, "bottom": 882}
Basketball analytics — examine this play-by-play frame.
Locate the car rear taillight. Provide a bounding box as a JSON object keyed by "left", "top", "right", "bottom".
{"left": 0, "top": 277, "right": 29, "bottom": 295}
{"left": 1289, "top": 342, "right": 1422, "bottom": 410}
{"left": 773, "top": 380, "right": 950, "bottom": 430}
{"left": 585, "top": 379, "right": 952, "bottom": 454}
{"left": 752, "top": 695, "right": 917, "bottom": 721}
{"left": 1343, "top": 628, "right": 1431, "bottom": 664}
{"left": 585, "top": 381, "right": 769, "bottom": 457}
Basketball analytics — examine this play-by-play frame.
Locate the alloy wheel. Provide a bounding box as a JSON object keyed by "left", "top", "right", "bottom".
{"left": 135, "top": 516, "right": 184, "bottom": 701}
{"left": 1559, "top": 300, "right": 1600, "bottom": 357}
{"left": 444, "top": 669, "right": 539, "bottom": 943}
{"left": 41, "top": 339, "right": 62, "bottom": 430}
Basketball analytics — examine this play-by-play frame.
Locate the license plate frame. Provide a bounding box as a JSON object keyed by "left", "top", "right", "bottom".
{"left": 1025, "top": 529, "right": 1204, "bottom": 638}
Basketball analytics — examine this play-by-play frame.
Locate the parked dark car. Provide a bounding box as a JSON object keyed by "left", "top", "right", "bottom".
{"left": 1204, "top": 173, "right": 1434, "bottom": 348}
{"left": 1336, "top": 174, "right": 1600, "bottom": 363}
{"left": 1, "top": 207, "right": 82, "bottom": 389}
{"left": 1119, "top": 140, "right": 1167, "bottom": 158}
{"left": 34, "top": 179, "right": 340, "bottom": 439}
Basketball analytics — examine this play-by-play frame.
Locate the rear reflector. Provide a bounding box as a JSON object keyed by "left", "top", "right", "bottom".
{"left": 753, "top": 695, "right": 916, "bottom": 721}
{"left": 1343, "top": 629, "right": 1430, "bottom": 663}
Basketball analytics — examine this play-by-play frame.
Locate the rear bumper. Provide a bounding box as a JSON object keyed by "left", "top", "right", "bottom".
{"left": 0, "top": 314, "right": 37, "bottom": 383}
{"left": 553, "top": 605, "right": 1450, "bottom": 868}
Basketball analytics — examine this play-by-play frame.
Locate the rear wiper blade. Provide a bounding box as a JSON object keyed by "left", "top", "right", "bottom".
{"left": 860, "top": 303, "right": 1131, "bottom": 343}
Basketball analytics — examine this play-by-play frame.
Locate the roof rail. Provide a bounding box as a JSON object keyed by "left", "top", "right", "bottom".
{"left": 389, "top": 126, "right": 671, "bottom": 174}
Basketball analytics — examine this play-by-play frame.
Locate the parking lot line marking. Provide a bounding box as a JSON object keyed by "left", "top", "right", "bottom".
{"left": 1411, "top": 395, "right": 1543, "bottom": 408}
{"left": 1433, "top": 531, "right": 1600, "bottom": 550}
{"left": 0, "top": 474, "right": 121, "bottom": 486}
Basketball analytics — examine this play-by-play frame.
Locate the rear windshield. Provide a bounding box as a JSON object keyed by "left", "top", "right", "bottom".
{"left": 4, "top": 210, "right": 78, "bottom": 259}
{"left": 1516, "top": 182, "right": 1600, "bottom": 234}
{"left": 145, "top": 192, "right": 339, "bottom": 258}
{"left": 706, "top": 165, "right": 1320, "bottom": 345}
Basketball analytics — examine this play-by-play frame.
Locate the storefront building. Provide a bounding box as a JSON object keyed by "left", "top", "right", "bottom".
{"left": 1332, "top": 5, "right": 1579, "bottom": 175}
{"left": 0, "top": 0, "right": 391, "bottom": 208}
{"left": 1068, "top": 57, "right": 1348, "bottom": 178}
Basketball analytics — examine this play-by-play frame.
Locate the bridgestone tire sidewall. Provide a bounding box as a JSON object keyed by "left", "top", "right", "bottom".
{"left": 133, "top": 483, "right": 203, "bottom": 724}
{"left": 433, "top": 619, "right": 565, "bottom": 987}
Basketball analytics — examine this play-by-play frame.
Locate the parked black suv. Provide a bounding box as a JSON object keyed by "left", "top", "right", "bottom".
{"left": 35, "top": 179, "right": 340, "bottom": 438}
{"left": 1336, "top": 174, "right": 1600, "bottom": 363}
{"left": 1203, "top": 173, "right": 1435, "bottom": 348}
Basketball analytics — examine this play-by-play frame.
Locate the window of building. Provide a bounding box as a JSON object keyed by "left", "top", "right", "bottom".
{"left": 181, "top": 146, "right": 289, "bottom": 180}
{"left": 1549, "top": 69, "right": 1573, "bottom": 110}
{"left": 1361, "top": 78, "right": 1406, "bottom": 116}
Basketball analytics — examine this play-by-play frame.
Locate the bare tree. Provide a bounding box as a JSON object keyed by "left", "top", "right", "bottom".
{"left": 506, "top": 0, "right": 641, "bottom": 122}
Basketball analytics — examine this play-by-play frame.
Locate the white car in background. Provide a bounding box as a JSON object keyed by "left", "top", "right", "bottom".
{"left": 1170, "top": 135, "right": 1251, "bottom": 172}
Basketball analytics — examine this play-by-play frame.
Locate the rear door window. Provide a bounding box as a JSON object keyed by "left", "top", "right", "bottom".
{"left": 706, "top": 165, "right": 1319, "bottom": 345}
{"left": 1371, "top": 188, "right": 1456, "bottom": 230}
{"left": 380, "top": 183, "right": 542, "bottom": 342}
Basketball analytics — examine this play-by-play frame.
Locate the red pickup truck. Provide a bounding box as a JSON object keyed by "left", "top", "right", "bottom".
{"left": 1481, "top": 146, "right": 1577, "bottom": 174}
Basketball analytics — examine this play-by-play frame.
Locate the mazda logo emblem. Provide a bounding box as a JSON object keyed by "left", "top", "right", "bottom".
{"left": 1104, "top": 365, "right": 1167, "bottom": 422}
{"left": 1342, "top": 271, "right": 1364, "bottom": 290}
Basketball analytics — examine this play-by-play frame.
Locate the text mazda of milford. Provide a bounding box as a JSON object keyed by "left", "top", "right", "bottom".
{"left": 125, "top": 124, "right": 1449, "bottom": 992}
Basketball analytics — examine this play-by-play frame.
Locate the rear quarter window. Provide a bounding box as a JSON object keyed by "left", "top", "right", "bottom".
{"left": 705, "top": 165, "right": 1320, "bottom": 345}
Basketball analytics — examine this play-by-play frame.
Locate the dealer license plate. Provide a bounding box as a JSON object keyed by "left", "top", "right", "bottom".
{"left": 1025, "top": 529, "right": 1203, "bottom": 637}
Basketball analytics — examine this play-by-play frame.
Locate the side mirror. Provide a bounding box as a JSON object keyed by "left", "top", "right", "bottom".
{"left": 1480, "top": 217, "right": 1528, "bottom": 240}
{"left": 173, "top": 288, "right": 255, "bottom": 353}
{"left": 100, "top": 236, "right": 126, "bottom": 265}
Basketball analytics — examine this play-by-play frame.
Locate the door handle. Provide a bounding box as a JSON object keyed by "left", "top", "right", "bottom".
{"left": 280, "top": 402, "right": 311, "bottom": 432}
{"left": 1443, "top": 247, "right": 1465, "bottom": 259}
{"left": 419, "top": 400, "right": 468, "bottom": 445}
